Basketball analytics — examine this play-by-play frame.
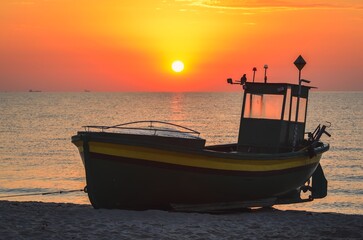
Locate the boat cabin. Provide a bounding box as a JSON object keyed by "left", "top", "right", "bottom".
{"left": 237, "top": 82, "right": 312, "bottom": 153}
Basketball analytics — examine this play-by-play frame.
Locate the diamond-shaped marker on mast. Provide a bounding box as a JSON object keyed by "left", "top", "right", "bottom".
{"left": 294, "top": 55, "right": 306, "bottom": 70}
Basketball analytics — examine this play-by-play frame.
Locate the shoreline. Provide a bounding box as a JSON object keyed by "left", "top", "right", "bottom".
{"left": 1, "top": 200, "right": 362, "bottom": 239}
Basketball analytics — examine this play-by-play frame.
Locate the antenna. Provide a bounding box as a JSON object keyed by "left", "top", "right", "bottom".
{"left": 263, "top": 64, "right": 268, "bottom": 83}
{"left": 252, "top": 67, "right": 257, "bottom": 83}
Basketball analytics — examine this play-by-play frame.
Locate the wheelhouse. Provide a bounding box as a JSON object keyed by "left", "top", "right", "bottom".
{"left": 237, "top": 82, "right": 312, "bottom": 153}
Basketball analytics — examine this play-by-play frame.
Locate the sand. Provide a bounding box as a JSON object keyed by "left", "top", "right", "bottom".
{"left": 1, "top": 201, "right": 362, "bottom": 239}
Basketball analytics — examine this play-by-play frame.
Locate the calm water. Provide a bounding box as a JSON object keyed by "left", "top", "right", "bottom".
{"left": 0, "top": 92, "right": 362, "bottom": 214}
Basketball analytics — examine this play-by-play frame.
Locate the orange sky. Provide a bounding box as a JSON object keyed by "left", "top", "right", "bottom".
{"left": 0, "top": 0, "right": 362, "bottom": 92}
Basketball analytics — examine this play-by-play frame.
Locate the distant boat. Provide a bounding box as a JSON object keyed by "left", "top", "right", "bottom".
{"left": 84, "top": 89, "right": 91, "bottom": 92}
{"left": 72, "top": 57, "right": 331, "bottom": 211}
{"left": 29, "top": 89, "right": 41, "bottom": 92}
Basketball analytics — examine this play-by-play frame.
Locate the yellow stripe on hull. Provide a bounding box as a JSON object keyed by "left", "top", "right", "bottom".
{"left": 87, "top": 141, "right": 321, "bottom": 172}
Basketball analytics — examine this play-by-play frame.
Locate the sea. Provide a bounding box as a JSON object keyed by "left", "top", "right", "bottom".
{"left": 0, "top": 91, "right": 362, "bottom": 214}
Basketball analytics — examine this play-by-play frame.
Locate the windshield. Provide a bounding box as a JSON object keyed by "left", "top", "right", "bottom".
{"left": 243, "top": 94, "right": 284, "bottom": 120}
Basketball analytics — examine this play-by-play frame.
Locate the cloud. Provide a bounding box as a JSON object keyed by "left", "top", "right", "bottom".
{"left": 9, "top": 1, "right": 35, "bottom": 4}
{"left": 178, "top": 0, "right": 363, "bottom": 11}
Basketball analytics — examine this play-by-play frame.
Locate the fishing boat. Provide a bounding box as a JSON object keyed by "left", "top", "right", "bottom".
{"left": 72, "top": 56, "right": 330, "bottom": 211}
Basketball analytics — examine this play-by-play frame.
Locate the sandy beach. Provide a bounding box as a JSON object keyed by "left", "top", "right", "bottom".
{"left": 1, "top": 201, "right": 362, "bottom": 239}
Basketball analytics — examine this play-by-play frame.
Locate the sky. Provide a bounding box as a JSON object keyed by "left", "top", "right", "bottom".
{"left": 0, "top": 0, "right": 362, "bottom": 92}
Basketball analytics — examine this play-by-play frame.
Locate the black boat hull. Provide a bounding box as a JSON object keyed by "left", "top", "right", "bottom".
{"left": 72, "top": 132, "right": 329, "bottom": 210}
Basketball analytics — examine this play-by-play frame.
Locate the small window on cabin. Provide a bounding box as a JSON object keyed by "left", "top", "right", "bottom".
{"left": 244, "top": 94, "right": 284, "bottom": 120}
{"left": 290, "top": 97, "right": 307, "bottom": 123}
{"left": 283, "top": 87, "right": 291, "bottom": 121}
{"left": 298, "top": 98, "right": 307, "bottom": 122}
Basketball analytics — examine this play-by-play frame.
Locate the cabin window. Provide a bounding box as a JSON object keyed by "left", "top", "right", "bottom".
{"left": 283, "top": 86, "right": 292, "bottom": 121}
{"left": 244, "top": 94, "right": 284, "bottom": 120}
{"left": 290, "top": 97, "right": 307, "bottom": 123}
{"left": 298, "top": 98, "right": 307, "bottom": 122}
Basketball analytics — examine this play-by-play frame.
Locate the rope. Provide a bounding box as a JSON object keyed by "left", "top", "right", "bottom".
{"left": 0, "top": 189, "right": 85, "bottom": 199}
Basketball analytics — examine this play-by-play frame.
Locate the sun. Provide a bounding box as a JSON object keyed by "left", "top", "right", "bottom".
{"left": 171, "top": 60, "right": 184, "bottom": 73}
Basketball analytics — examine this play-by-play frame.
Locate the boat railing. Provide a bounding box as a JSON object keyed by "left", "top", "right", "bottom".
{"left": 82, "top": 120, "right": 201, "bottom": 138}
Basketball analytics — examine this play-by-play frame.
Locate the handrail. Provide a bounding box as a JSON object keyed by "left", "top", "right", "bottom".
{"left": 82, "top": 120, "right": 200, "bottom": 137}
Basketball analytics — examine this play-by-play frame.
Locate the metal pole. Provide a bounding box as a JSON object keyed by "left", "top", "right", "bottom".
{"left": 263, "top": 65, "right": 268, "bottom": 83}
{"left": 295, "top": 70, "right": 302, "bottom": 123}
{"left": 252, "top": 67, "right": 257, "bottom": 83}
{"left": 293, "top": 70, "right": 302, "bottom": 150}
{"left": 292, "top": 55, "right": 306, "bottom": 151}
